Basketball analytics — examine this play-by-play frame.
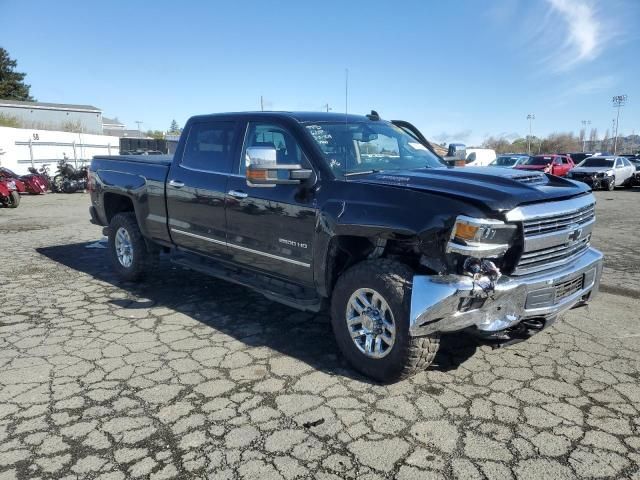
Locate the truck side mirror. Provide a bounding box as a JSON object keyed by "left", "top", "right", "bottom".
{"left": 245, "top": 146, "right": 312, "bottom": 187}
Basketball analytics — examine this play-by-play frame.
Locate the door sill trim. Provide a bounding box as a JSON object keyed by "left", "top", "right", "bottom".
{"left": 170, "top": 228, "right": 311, "bottom": 268}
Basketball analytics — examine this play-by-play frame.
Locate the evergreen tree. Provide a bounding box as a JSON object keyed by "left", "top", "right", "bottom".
{"left": 0, "top": 48, "right": 34, "bottom": 101}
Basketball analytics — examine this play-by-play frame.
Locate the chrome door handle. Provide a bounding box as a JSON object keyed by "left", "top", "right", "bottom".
{"left": 228, "top": 190, "right": 248, "bottom": 199}
{"left": 169, "top": 180, "right": 185, "bottom": 188}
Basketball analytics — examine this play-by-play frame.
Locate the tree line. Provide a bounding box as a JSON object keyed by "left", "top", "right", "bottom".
{"left": 482, "top": 131, "right": 639, "bottom": 155}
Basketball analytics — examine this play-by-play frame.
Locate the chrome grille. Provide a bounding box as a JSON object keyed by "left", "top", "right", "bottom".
{"left": 507, "top": 195, "right": 596, "bottom": 275}
{"left": 518, "top": 237, "right": 590, "bottom": 274}
{"left": 555, "top": 275, "right": 584, "bottom": 302}
{"left": 523, "top": 203, "right": 595, "bottom": 236}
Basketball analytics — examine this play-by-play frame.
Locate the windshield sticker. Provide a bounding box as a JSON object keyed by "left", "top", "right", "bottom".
{"left": 408, "top": 142, "right": 428, "bottom": 151}
{"left": 306, "top": 125, "right": 332, "bottom": 145}
{"left": 329, "top": 159, "right": 341, "bottom": 169}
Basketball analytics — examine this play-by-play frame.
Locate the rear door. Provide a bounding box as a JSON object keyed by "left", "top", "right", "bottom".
{"left": 620, "top": 158, "right": 634, "bottom": 183}
{"left": 613, "top": 158, "right": 628, "bottom": 185}
{"left": 166, "top": 120, "right": 241, "bottom": 258}
{"left": 225, "top": 120, "right": 317, "bottom": 285}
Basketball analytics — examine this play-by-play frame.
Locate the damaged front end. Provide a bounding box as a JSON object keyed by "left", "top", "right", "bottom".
{"left": 410, "top": 208, "right": 604, "bottom": 344}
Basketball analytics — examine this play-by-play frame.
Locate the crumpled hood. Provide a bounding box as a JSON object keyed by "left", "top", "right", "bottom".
{"left": 348, "top": 167, "right": 590, "bottom": 212}
{"left": 570, "top": 167, "right": 612, "bottom": 174}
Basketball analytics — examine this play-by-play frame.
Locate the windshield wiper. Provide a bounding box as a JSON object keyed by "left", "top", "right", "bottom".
{"left": 344, "top": 169, "right": 380, "bottom": 177}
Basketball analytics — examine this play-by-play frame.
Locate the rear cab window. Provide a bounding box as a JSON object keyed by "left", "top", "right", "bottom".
{"left": 181, "top": 121, "right": 238, "bottom": 173}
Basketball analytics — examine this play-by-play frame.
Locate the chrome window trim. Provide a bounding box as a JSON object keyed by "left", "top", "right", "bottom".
{"left": 170, "top": 228, "right": 311, "bottom": 268}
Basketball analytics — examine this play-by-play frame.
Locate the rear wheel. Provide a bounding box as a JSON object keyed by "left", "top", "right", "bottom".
{"left": 7, "top": 191, "right": 20, "bottom": 208}
{"left": 108, "top": 213, "right": 156, "bottom": 282}
{"left": 330, "top": 259, "right": 440, "bottom": 383}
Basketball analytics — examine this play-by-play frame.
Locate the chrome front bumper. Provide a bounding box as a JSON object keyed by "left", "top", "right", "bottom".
{"left": 409, "top": 247, "right": 603, "bottom": 336}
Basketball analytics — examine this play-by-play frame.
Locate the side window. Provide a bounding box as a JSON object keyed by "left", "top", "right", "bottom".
{"left": 615, "top": 158, "right": 623, "bottom": 168}
{"left": 622, "top": 158, "right": 631, "bottom": 167}
{"left": 240, "top": 123, "right": 306, "bottom": 175}
{"left": 181, "top": 121, "right": 237, "bottom": 173}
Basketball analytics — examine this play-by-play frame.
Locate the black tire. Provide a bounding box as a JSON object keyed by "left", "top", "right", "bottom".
{"left": 107, "top": 212, "right": 155, "bottom": 282}
{"left": 8, "top": 191, "right": 20, "bottom": 208}
{"left": 52, "top": 175, "right": 64, "bottom": 193}
{"left": 606, "top": 177, "right": 615, "bottom": 191}
{"left": 330, "top": 259, "right": 440, "bottom": 383}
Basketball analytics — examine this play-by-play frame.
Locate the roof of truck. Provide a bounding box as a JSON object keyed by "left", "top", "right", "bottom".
{"left": 193, "top": 111, "right": 377, "bottom": 123}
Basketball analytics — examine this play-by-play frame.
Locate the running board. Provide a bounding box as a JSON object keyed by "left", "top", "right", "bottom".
{"left": 170, "top": 251, "right": 323, "bottom": 312}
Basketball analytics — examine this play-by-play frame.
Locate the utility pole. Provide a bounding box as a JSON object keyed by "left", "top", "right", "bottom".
{"left": 611, "top": 119, "right": 616, "bottom": 153}
{"left": 581, "top": 120, "right": 591, "bottom": 152}
{"left": 612, "top": 94, "right": 627, "bottom": 155}
{"left": 135, "top": 121, "right": 143, "bottom": 133}
{"left": 323, "top": 103, "right": 331, "bottom": 112}
{"left": 527, "top": 114, "right": 535, "bottom": 155}
{"left": 260, "top": 96, "right": 264, "bottom": 112}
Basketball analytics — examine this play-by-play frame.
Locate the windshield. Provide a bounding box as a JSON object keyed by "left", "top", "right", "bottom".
{"left": 524, "top": 156, "right": 553, "bottom": 166}
{"left": 569, "top": 153, "right": 590, "bottom": 163}
{"left": 492, "top": 156, "right": 525, "bottom": 167}
{"left": 578, "top": 158, "right": 614, "bottom": 168}
{"left": 304, "top": 121, "right": 445, "bottom": 177}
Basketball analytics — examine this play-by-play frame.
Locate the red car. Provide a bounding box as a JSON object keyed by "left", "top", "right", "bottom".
{"left": 514, "top": 154, "right": 574, "bottom": 177}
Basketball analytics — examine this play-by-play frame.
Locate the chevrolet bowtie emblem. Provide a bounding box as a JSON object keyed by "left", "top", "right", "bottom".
{"left": 568, "top": 228, "right": 582, "bottom": 242}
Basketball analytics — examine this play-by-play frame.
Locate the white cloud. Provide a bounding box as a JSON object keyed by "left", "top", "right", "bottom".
{"left": 543, "top": 0, "right": 618, "bottom": 70}
{"left": 547, "top": 0, "right": 599, "bottom": 60}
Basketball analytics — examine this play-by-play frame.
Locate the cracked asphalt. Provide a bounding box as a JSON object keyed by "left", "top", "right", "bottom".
{"left": 1, "top": 190, "right": 639, "bottom": 480}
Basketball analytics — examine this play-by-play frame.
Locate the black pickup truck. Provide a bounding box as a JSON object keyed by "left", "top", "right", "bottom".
{"left": 89, "top": 111, "right": 603, "bottom": 382}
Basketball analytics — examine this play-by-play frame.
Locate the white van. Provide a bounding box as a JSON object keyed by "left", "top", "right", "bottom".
{"left": 465, "top": 148, "right": 497, "bottom": 167}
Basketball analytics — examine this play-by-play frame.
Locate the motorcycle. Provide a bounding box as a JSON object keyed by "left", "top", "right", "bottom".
{"left": 0, "top": 168, "right": 26, "bottom": 194}
{"left": 0, "top": 178, "right": 20, "bottom": 208}
{"left": 0, "top": 166, "right": 48, "bottom": 194}
{"left": 27, "top": 164, "right": 52, "bottom": 192}
{"left": 52, "top": 159, "right": 88, "bottom": 193}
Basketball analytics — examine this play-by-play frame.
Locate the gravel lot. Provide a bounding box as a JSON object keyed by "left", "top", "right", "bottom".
{"left": 1, "top": 190, "right": 639, "bottom": 480}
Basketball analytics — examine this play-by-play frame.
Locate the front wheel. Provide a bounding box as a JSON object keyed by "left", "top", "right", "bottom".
{"left": 606, "top": 177, "right": 615, "bottom": 191}
{"left": 108, "top": 213, "right": 156, "bottom": 282}
{"left": 330, "top": 259, "right": 440, "bottom": 383}
{"left": 7, "top": 191, "right": 20, "bottom": 208}
{"left": 52, "top": 175, "right": 64, "bottom": 193}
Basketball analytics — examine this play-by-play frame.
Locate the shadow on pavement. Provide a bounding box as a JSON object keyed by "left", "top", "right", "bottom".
{"left": 37, "top": 242, "right": 479, "bottom": 382}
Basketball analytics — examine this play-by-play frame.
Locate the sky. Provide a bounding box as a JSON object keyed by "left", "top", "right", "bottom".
{"left": 2, "top": 0, "right": 639, "bottom": 146}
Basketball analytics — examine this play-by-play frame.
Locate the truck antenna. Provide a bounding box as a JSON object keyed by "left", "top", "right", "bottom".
{"left": 345, "top": 68, "right": 349, "bottom": 126}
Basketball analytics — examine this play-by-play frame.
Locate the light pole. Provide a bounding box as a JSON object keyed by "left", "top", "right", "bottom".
{"left": 581, "top": 120, "right": 591, "bottom": 152}
{"left": 135, "top": 121, "right": 143, "bottom": 133}
{"left": 612, "top": 95, "right": 627, "bottom": 155}
{"left": 527, "top": 114, "right": 535, "bottom": 155}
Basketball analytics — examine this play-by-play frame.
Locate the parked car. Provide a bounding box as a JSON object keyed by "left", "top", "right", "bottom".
{"left": 489, "top": 154, "right": 529, "bottom": 168}
{"left": 89, "top": 111, "right": 603, "bottom": 383}
{"left": 629, "top": 158, "right": 640, "bottom": 186}
{"left": 515, "top": 154, "right": 574, "bottom": 176}
{"left": 465, "top": 148, "right": 497, "bottom": 167}
{"left": 568, "top": 156, "right": 636, "bottom": 190}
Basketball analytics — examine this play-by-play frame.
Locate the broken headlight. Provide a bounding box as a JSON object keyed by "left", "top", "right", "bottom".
{"left": 446, "top": 215, "right": 517, "bottom": 258}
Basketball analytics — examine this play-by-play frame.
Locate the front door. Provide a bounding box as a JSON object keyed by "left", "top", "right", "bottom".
{"left": 225, "top": 121, "right": 317, "bottom": 285}
{"left": 166, "top": 120, "right": 241, "bottom": 259}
